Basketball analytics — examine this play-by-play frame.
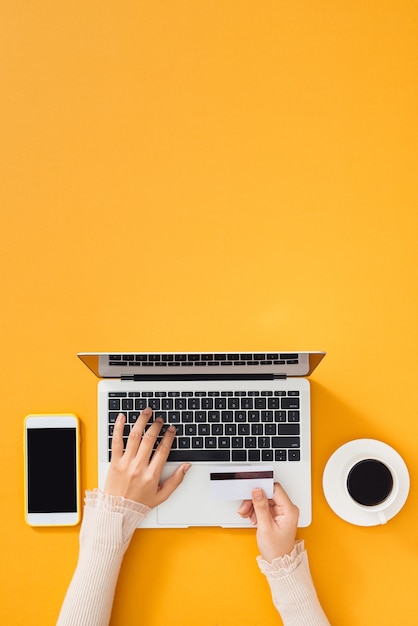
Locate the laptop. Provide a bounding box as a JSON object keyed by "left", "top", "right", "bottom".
{"left": 78, "top": 351, "right": 325, "bottom": 528}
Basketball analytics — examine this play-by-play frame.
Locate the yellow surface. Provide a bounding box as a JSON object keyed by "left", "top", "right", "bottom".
{"left": 1, "top": 1, "right": 417, "bottom": 624}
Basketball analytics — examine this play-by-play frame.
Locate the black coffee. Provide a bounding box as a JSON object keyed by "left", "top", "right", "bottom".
{"left": 347, "top": 459, "right": 393, "bottom": 506}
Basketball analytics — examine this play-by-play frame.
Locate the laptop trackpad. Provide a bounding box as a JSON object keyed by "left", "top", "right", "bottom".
{"left": 157, "top": 464, "right": 251, "bottom": 527}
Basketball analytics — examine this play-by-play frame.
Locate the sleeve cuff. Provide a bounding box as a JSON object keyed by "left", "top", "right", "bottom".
{"left": 84, "top": 489, "right": 151, "bottom": 542}
{"left": 256, "top": 540, "right": 306, "bottom": 577}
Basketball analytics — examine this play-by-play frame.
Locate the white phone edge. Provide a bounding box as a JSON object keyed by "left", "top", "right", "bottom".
{"left": 24, "top": 413, "right": 81, "bottom": 527}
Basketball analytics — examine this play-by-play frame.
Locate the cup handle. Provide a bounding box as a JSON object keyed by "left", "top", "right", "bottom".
{"left": 377, "top": 511, "right": 387, "bottom": 525}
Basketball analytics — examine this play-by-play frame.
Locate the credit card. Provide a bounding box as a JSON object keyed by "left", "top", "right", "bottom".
{"left": 209, "top": 465, "right": 274, "bottom": 500}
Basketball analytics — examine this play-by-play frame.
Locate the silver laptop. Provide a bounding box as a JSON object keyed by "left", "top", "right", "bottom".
{"left": 78, "top": 351, "right": 325, "bottom": 528}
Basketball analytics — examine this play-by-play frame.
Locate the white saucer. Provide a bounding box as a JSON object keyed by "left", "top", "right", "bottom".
{"left": 322, "top": 439, "right": 410, "bottom": 526}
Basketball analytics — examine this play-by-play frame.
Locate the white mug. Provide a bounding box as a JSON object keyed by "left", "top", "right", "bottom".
{"left": 344, "top": 457, "right": 398, "bottom": 525}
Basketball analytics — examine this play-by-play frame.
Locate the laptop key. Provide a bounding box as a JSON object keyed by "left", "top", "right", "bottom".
{"left": 188, "top": 398, "right": 200, "bottom": 410}
{"left": 167, "top": 450, "right": 230, "bottom": 462}
{"left": 135, "top": 398, "right": 148, "bottom": 411}
{"left": 258, "top": 437, "right": 271, "bottom": 448}
{"left": 241, "top": 397, "right": 253, "bottom": 409}
{"left": 278, "top": 424, "right": 300, "bottom": 435}
{"left": 272, "top": 437, "right": 300, "bottom": 448}
{"left": 282, "top": 397, "right": 300, "bottom": 409}
{"left": 274, "top": 411, "right": 287, "bottom": 422}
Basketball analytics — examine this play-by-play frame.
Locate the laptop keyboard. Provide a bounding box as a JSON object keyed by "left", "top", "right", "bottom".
{"left": 107, "top": 389, "right": 301, "bottom": 463}
{"left": 108, "top": 353, "right": 300, "bottom": 368}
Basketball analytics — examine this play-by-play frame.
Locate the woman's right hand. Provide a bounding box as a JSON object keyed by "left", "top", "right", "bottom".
{"left": 237, "top": 483, "right": 300, "bottom": 562}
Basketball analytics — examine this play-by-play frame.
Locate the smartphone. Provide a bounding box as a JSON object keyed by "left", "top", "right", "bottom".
{"left": 24, "top": 414, "right": 80, "bottom": 526}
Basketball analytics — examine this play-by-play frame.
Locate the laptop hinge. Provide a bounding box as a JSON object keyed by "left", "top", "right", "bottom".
{"left": 273, "top": 374, "right": 287, "bottom": 380}
{"left": 121, "top": 373, "right": 278, "bottom": 382}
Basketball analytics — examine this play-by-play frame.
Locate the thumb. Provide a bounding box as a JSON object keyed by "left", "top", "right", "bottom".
{"left": 252, "top": 488, "right": 274, "bottom": 528}
{"left": 156, "top": 463, "right": 191, "bottom": 504}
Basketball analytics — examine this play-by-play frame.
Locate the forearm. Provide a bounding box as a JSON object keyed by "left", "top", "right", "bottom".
{"left": 57, "top": 490, "right": 150, "bottom": 626}
{"left": 258, "top": 541, "right": 330, "bottom": 626}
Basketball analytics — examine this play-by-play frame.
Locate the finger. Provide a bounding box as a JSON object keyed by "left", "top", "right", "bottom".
{"left": 149, "top": 424, "right": 177, "bottom": 470}
{"left": 251, "top": 488, "right": 275, "bottom": 529}
{"left": 131, "top": 416, "right": 165, "bottom": 460}
{"left": 271, "top": 482, "right": 298, "bottom": 514}
{"left": 237, "top": 499, "right": 254, "bottom": 518}
{"left": 154, "top": 463, "right": 191, "bottom": 505}
{"left": 132, "top": 407, "right": 153, "bottom": 434}
{"left": 237, "top": 500, "right": 258, "bottom": 525}
{"left": 111, "top": 413, "right": 126, "bottom": 461}
{"left": 124, "top": 408, "right": 155, "bottom": 458}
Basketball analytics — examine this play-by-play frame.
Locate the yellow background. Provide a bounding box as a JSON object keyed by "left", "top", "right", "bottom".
{"left": 1, "top": 1, "right": 417, "bottom": 624}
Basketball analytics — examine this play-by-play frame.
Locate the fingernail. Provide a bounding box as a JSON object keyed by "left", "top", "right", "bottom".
{"left": 168, "top": 424, "right": 176, "bottom": 432}
{"left": 253, "top": 488, "right": 264, "bottom": 500}
{"left": 183, "top": 463, "right": 192, "bottom": 473}
{"left": 117, "top": 413, "right": 125, "bottom": 422}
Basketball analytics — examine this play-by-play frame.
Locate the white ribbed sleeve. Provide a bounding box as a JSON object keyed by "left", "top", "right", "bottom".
{"left": 257, "top": 541, "right": 330, "bottom": 626}
{"left": 56, "top": 491, "right": 150, "bottom": 626}
{"left": 57, "top": 494, "right": 329, "bottom": 626}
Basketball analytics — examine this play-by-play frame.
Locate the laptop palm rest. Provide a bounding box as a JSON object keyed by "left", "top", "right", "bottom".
{"left": 156, "top": 465, "right": 252, "bottom": 527}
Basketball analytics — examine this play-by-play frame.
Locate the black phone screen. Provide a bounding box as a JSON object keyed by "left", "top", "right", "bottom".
{"left": 27, "top": 428, "right": 77, "bottom": 513}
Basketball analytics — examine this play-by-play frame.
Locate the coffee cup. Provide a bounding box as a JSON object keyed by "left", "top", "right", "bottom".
{"left": 323, "top": 439, "right": 409, "bottom": 527}
{"left": 345, "top": 457, "right": 397, "bottom": 524}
